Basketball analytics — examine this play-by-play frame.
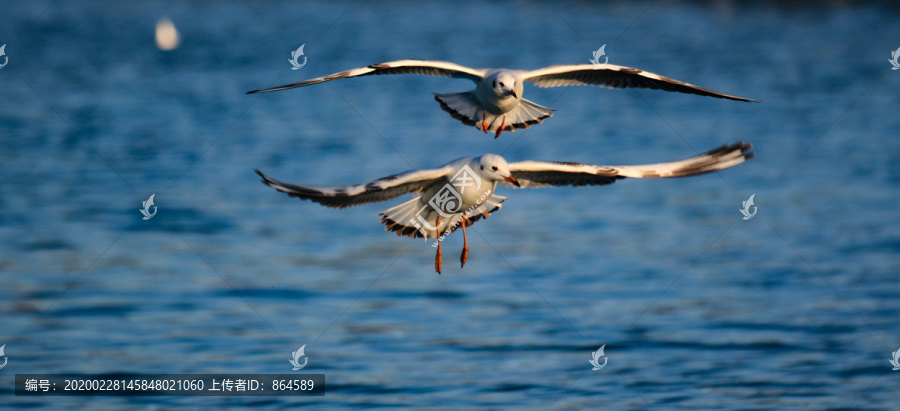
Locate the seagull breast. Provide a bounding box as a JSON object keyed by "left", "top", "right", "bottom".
{"left": 476, "top": 70, "right": 521, "bottom": 114}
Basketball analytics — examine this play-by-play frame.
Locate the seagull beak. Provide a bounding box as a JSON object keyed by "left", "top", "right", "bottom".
{"left": 504, "top": 175, "right": 520, "bottom": 187}
{"left": 508, "top": 89, "right": 517, "bottom": 99}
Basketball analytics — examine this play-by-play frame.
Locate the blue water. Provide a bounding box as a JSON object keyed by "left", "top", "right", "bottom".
{"left": 2, "top": 1, "right": 899, "bottom": 409}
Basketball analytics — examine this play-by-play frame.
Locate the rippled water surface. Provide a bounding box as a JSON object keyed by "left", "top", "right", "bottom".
{"left": 2, "top": 1, "right": 899, "bottom": 409}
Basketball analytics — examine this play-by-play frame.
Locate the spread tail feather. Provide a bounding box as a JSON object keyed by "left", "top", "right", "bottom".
{"left": 378, "top": 194, "right": 508, "bottom": 239}
{"left": 434, "top": 92, "right": 554, "bottom": 134}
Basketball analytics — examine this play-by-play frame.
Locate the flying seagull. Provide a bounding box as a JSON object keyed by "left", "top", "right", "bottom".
{"left": 256, "top": 142, "right": 754, "bottom": 273}
{"left": 247, "top": 59, "right": 758, "bottom": 138}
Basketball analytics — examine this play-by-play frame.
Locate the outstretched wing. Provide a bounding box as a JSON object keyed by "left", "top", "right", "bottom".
{"left": 522, "top": 64, "right": 758, "bottom": 102}
{"left": 255, "top": 165, "right": 452, "bottom": 209}
{"left": 247, "top": 60, "right": 487, "bottom": 94}
{"left": 502, "top": 142, "right": 754, "bottom": 188}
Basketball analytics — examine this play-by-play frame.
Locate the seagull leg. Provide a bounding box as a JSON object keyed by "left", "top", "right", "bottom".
{"left": 460, "top": 215, "right": 469, "bottom": 268}
{"left": 482, "top": 112, "right": 488, "bottom": 134}
{"left": 494, "top": 115, "right": 506, "bottom": 139}
{"left": 434, "top": 216, "right": 442, "bottom": 275}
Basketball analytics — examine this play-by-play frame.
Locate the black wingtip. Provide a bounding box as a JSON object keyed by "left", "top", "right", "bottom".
{"left": 246, "top": 90, "right": 260, "bottom": 95}
{"left": 254, "top": 169, "right": 272, "bottom": 184}
{"left": 736, "top": 141, "right": 755, "bottom": 160}
{"left": 706, "top": 141, "right": 755, "bottom": 160}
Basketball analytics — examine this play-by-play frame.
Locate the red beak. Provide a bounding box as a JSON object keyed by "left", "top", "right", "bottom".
{"left": 504, "top": 175, "right": 520, "bottom": 187}
{"left": 508, "top": 89, "right": 517, "bottom": 99}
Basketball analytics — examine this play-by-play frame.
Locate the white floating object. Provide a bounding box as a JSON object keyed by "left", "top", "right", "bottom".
{"left": 155, "top": 17, "right": 180, "bottom": 51}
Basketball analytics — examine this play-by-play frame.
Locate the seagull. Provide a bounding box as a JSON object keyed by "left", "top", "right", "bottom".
{"left": 247, "top": 59, "right": 758, "bottom": 138}
{"left": 256, "top": 142, "right": 754, "bottom": 273}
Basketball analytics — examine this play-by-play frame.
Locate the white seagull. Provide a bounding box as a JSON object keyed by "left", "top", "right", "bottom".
{"left": 247, "top": 59, "right": 758, "bottom": 138}
{"left": 256, "top": 142, "right": 754, "bottom": 273}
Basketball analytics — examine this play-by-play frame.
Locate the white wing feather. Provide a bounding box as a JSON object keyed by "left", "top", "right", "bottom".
{"left": 255, "top": 165, "right": 454, "bottom": 209}
{"left": 502, "top": 142, "right": 754, "bottom": 188}
{"left": 522, "top": 64, "right": 758, "bottom": 102}
{"left": 248, "top": 60, "right": 487, "bottom": 94}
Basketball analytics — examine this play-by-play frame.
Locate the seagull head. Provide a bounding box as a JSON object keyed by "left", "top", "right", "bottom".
{"left": 478, "top": 154, "right": 519, "bottom": 187}
{"left": 491, "top": 73, "right": 518, "bottom": 99}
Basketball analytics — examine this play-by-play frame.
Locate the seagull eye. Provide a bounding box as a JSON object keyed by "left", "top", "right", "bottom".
{"left": 499, "top": 82, "right": 505, "bottom": 87}
{"left": 491, "top": 166, "right": 498, "bottom": 171}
